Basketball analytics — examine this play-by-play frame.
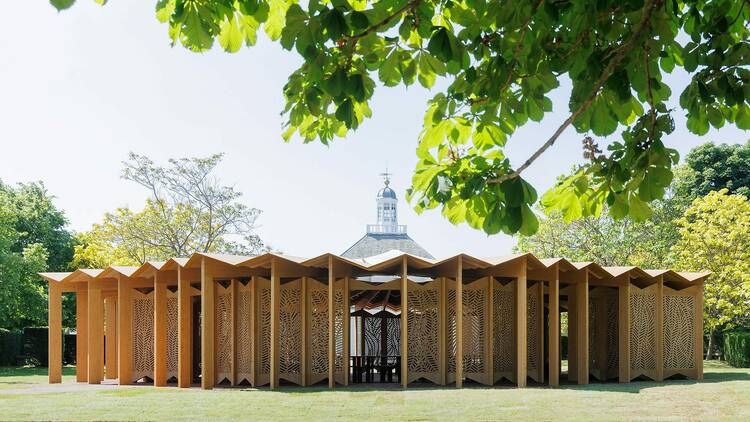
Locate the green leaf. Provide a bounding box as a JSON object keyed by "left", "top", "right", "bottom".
{"left": 335, "top": 99, "right": 354, "bottom": 128}
{"left": 155, "top": 0, "right": 175, "bottom": 23}
{"left": 427, "top": 27, "right": 452, "bottom": 62}
{"left": 218, "top": 16, "right": 244, "bottom": 53}
{"left": 473, "top": 124, "right": 506, "bottom": 150}
{"left": 322, "top": 8, "right": 347, "bottom": 41}
{"left": 736, "top": 105, "right": 750, "bottom": 130}
{"left": 628, "top": 196, "right": 653, "bottom": 221}
{"left": 350, "top": 11, "right": 369, "bottom": 31}
{"left": 50, "top": 0, "right": 76, "bottom": 11}
{"left": 265, "top": 0, "right": 290, "bottom": 40}
{"left": 519, "top": 205, "right": 539, "bottom": 236}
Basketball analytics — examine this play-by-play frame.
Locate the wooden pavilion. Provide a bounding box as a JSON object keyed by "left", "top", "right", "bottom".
{"left": 40, "top": 250, "right": 708, "bottom": 389}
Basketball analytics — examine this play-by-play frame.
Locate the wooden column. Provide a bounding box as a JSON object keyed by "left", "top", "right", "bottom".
{"left": 117, "top": 276, "right": 133, "bottom": 385}
{"left": 105, "top": 297, "right": 118, "bottom": 379}
{"left": 343, "top": 276, "right": 350, "bottom": 386}
{"left": 300, "top": 277, "right": 307, "bottom": 386}
{"left": 201, "top": 258, "right": 215, "bottom": 390}
{"left": 328, "top": 256, "right": 335, "bottom": 388}
{"left": 548, "top": 264, "right": 560, "bottom": 386}
{"left": 88, "top": 282, "right": 104, "bottom": 384}
{"left": 695, "top": 285, "right": 704, "bottom": 380}
{"left": 154, "top": 272, "right": 167, "bottom": 387}
{"left": 76, "top": 288, "right": 88, "bottom": 383}
{"left": 439, "top": 277, "right": 447, "bottom": 386}
{"left": 48, "top": 282, "right": 62, "bottom": 384}
{"left": 575, "top": 271, "right": 589, "bottom": 384}
{"left": 618, "top": 275, "right": 631, "bottom": 382}
{"left": 400, "top": 257, "right": 408, "bottom": 388}
{"left": 486, "top": 276, "right": 494, "bottom": 386}
{"left": 177, "top": 267, "right": 192, "bottom": 388}
{"left": 455, "top": 256, "right": 463, "bottom": 388}
{"left": 270, "top": 258, "right": 280, "bottom": 389}
{"left": 655, "top": 275, "right": 664, "bottom": 382}
{"left": 515, "top": 257, "right": 527, "bottom": 387}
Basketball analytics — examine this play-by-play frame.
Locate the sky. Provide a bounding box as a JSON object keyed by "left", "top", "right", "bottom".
{"left": 0, "top": 2, "right": 746, "bottom": 260}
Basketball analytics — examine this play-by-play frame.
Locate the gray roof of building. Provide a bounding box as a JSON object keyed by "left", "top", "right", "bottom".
{"left": 341, "top": 233, "right": 434, "bottom": 260}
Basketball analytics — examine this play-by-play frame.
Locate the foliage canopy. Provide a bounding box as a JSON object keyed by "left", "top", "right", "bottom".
{"left": 0, "top": 181, "right": 75, "bottom": 330}
{"left": 672, "top": 189, "right": 750, "bottom": 334}
{"left": 74, "top": 153, "right": 266, "bottom": 267}
{"left": 52, "top": 0, "right": 750, "bottom": 235}
{"left": 675, "top": 140, "right": 750, "bottom": 199}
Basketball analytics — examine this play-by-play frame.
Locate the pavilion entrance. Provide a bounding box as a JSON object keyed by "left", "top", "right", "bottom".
{"left": 349, "top": 289, "right": 402, "bottom": 384}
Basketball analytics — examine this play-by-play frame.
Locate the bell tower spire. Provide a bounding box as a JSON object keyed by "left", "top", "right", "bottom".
{"left": 368, "top": 170, "right": 404, "bottom": 234}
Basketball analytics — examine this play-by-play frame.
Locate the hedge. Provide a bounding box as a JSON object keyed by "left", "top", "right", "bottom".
{"left": 23, "top": 327, "right": 50, "bottom": 366}
{"left": 0, "top": 329, "right": 24, "bottom": 366}
{"left": 63, "top": 333, "right": 76, "bottom": 365}
{"left": 724, "top": 330, "right": 750, "bottom": 368}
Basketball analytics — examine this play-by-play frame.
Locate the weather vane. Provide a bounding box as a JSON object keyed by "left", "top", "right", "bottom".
{"left": 380, "top": 168, "right": 392, "bottom": 186}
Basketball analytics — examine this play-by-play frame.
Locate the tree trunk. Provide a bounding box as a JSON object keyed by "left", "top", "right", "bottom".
{"left": 705, "top": 327, "right": 716, "bottom": 360}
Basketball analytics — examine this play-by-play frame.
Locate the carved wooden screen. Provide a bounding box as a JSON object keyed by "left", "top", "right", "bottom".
{"left": 255, "top": 277, "right": 271, "bottom": 386}
{"left": 663, "top": 285, "right": 698, "bottom": 378}
{"left": 493, "top": 279, "right": 515, "bottom": 383}
{"left": 307, "top": 278, "right": 328, "bottom": 385}
{"left": 166, "top": 289, "right": 178, "bottom": 381}
{"left": 589, "top": 287, "right": 618, "bottom": 381}
{"left": 236, "top": 279, "right": 254, "bottom": 385}
{"left": 629, "top": 284, "right": 658, "bottom": 380}
{"left": 280, "top": 278, "right": 303, "bottom": 385}
{"left": 445, "top": 278, "right": 457, "bottom": 384}
{"left": 132, "top": 289, "right": 154, "bottom": 382}
{"left": 215, "top": 281, "right": 233, "bottom": 384}
{"left": 527, "top": 281, "right": 544, "bottom": 383}
{"left": 407, "top": 279, "right": 441, "bottom": 384}
{"left": 463, "top": 277, "right": 490, "bottom": 385}
{"left": 333, "top": 279, "right": 346, "bottom": 385}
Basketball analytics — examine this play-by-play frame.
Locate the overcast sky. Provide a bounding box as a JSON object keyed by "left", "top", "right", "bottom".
{"left": 0, "top": 2, "right": 746, "bottom": 259}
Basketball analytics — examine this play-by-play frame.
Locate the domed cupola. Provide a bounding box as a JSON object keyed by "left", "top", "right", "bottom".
{"left": 341, "top": 171, "right": 434, "bottom": 260}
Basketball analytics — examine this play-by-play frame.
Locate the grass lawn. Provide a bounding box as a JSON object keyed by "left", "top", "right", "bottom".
{"left": 1, "top": 361, "right": 748, "bottom": 421}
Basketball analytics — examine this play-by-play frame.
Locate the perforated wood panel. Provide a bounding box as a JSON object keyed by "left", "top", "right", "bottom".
{"left": 446, "top": 278, "right": 457, "bottom": 382}
{"left": 333, "top": 280, "right": 345, "bottom": 384}
{"left": 166, "top": 291, "right": 178, "bottom": 381}
{"left": 132, "top": 289, "right": 154, "bottom": 382}
{"left": 589, "top": 287, "right": 619, "bottom": 381}
{"left": 280, "top": 279, "right": 302, "bottom": 385}
{"left": 307, "top": 279, "right": 328, "bottom": 385}
{"left": 463, "top": 277, "right": 489, "bottom": 385}
{"left": 236, "top": 280, "right": 254, "bottom": 384}
{"left": 605, "top": 291, "right": 619, "bottom": 378}
{"left": 527, "top": 282, "right": 543, "bottom": 383}
{"left": 407, "top": 280, "right": 440, "bottom": 384}
{"left": 215, "top": 282, "right": 233, "bottom": 384}
{"left": 492, "top": 279, "right": 515, "bottom": 383}
{"left": 630, "top": 285, "right": 657, "bottom": 380}
{"left": 663, "top": 289, "right": 696, "bottom": 372}
{"left": 256, "top": 277, "right": 271, "bottom": 386}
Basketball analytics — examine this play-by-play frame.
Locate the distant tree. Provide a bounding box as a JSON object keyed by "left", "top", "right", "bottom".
{"left": 672, "top": 189, "right": 750, "bottom": 359}
{"left": 516, "top": 196, "right": 679, "bottom": 268}
{"left": 0, "top": 181, "right": 75, "bottom": 330}
{"left": 74, "top": 153, "right": 267, "bottom": 266}
{"left": 675, "top": 141, "right": 750, "bottom": 200}
{"left": 52, "top": 0, "right": 750, "bottom": 237}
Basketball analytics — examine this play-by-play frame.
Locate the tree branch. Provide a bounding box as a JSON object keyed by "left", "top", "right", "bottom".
{"left": 487, "top": 0, "right": 664, "bottom": 185}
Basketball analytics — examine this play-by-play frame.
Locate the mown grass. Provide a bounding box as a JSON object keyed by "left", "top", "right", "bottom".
{"left": 0, "top": 361, "right": 748, "bottom": 421}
